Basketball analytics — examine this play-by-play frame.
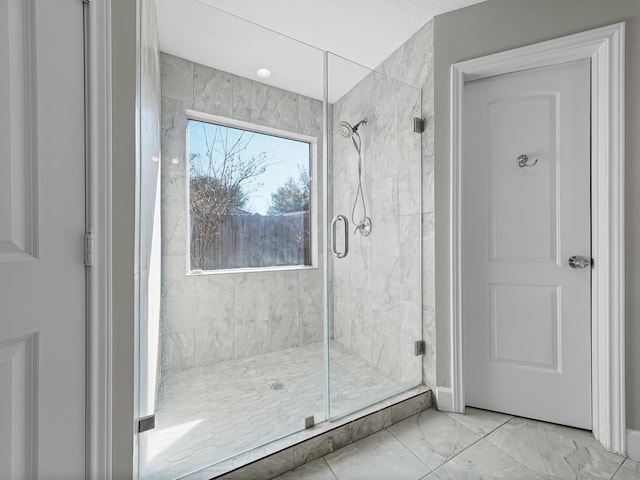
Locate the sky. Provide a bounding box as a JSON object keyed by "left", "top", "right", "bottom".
{"left": 188, "top": 119, "right": 311, "bottom": 215}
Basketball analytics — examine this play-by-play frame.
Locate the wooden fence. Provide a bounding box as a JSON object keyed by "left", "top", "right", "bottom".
{"left": 190, "top": 212, "right": 311, "bottom": 270}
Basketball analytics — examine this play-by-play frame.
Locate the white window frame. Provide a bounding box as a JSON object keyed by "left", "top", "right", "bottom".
{"left": 184, "top": 110, "right": 319, "bottom": 275}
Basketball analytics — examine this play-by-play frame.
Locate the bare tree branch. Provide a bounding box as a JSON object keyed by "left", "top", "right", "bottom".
{"left": 189, "top": 121, "right": 270, "bottom": 270}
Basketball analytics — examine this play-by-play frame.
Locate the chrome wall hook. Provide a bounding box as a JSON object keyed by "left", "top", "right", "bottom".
{"left": 517, "top": 154, "right": 538, "bottom": 168}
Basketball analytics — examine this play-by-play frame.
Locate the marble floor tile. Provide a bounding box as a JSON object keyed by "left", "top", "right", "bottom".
{"left": 443, "top": 407, "right": 512, "bottom": 437}
{"left": 613, "top": 464, "right": 640, "bottom": 480}
{"left": 270, "top": 414, "right": 638, "bottom": 480}
{"left": 142, "top": 341, "right": 406, "bottom": 480}
{"left": 485, "top": 417, "right": 622, "bottom": 479}
{"left": 272, "top": 458, "right": 338, "bottom": 480}
{"left": 324, "top": 430, "right": 430, "bottom": 480}
{"left": 420, "top": 473, "right": 441, "bottom": 480}
{"left": 145, "top": 404, "right": 640, "bottom": 480}
{"left": 387, "top": 409, "right": 481, "bottom": 470}
{"left": 540, "top": 421, "right": 626, "bottom": 465}
{"left": 621, "top": 457, "right": 640, "bottom": 474}
{"left": 432, "top": 438, "right": 542, "bottom": 480}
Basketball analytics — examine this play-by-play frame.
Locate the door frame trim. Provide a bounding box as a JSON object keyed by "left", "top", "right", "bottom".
{"left": 449, "top": 23, "right": 626, "bottom": 453}
{"left": 84, "top": 0, "right": 113, "bottom": 477}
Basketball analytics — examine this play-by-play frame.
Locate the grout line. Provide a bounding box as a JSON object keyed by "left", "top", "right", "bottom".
{"left": 384, "top": 424, "right": 435, "bottom": 473}
{"left": 442, "top": 408, "right": 513, "bottom": 438}
{"left": 432, "top": 418, "right": 545, "bottom": 480}
{"left": 482, "top": 418, "right": 548, "bottom": 479}
{"left": 321, "top": 456, "right": 339, "bottom": 480}
{"left": 383, "top": 410, "right": 486, "bottom": 475}
{"left": 385, "top": 411, "right": 540, "bottom": 480}
{"left": 610, "top": 462, "right": 624, "bottom": 480}
{"left": 420, "top": 470, "right": 441, "bottom": 480}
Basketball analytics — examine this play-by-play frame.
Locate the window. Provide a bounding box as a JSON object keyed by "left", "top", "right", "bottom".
{"left": 187, "top": 116, "right": 314, "bottom": 272}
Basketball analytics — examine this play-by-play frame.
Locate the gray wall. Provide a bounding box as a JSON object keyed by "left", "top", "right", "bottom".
{"left": 432, "top": 0, "right": 640, "bottom": 429}
{"left": 330, "top": 20, "right": 434, "bottom": 386}
{"left": 160, "top": 53, "right": 324, "bottom": 378}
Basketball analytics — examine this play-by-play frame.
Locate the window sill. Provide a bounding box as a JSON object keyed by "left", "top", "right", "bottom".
{"left": 187, "top": 264, "right": 319, "bottom": 276}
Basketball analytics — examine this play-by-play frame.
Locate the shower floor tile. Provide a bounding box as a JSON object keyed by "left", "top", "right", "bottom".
{"left": 141, "top": 341, "right": 406, "bottom": 480}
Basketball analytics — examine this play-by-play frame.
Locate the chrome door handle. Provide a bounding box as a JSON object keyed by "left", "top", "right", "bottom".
{"left": 568, "top": 255, "right": 592, "bottom": 269}
{"left": 331, "top": 215, "right": 349, "bottom": 259}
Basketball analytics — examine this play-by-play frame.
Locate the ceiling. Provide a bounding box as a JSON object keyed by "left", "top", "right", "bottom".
{"left": 155, "top": 0, "right": 485, "bottom": 101}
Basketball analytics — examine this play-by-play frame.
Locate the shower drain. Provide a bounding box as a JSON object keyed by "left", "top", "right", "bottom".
{"left": 271, "top": 381, "right": 284, "bottom": 390}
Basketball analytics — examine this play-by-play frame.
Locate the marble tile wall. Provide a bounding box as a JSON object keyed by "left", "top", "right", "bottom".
{"left": 330, "top": 20, "right": 435, "bottom": 387}
{"left": 159, "top": 19, "right": 436, "bottom": 388}
{"left": 159, "top": 53, "right": 325, "bottom": 377}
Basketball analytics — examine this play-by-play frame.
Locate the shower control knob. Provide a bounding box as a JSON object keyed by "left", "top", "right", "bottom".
{"left": 568, "top": 255, "right": 591, "bottom": 269}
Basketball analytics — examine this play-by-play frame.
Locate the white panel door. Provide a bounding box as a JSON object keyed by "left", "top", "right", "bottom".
{"left": 0, "top": 0, "right": 86, "bottom": 478}
{"left": 462, "top": 59, "right": 591, "bottom": 429}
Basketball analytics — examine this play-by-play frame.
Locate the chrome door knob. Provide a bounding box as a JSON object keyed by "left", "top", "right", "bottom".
{"left": 568, "top": 255, "right": 591, "bottom": 269}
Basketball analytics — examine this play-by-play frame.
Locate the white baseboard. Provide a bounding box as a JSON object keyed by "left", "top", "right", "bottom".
{"left": 435, "top": 387, "right": 454, "bottom": 412}
{"left": 627, "top": 429, "right": 640, "bottom": 460}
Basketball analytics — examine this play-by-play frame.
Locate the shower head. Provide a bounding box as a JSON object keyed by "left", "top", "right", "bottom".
{"left": 338, "top": 121, "right": 353, "bottom": 138}
{"left": 338, "top": 118, "right": 367, "bottom": 138}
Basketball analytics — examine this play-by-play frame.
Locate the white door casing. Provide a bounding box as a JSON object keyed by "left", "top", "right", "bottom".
{"left": 0, "top": 0, "right": 86, "bottom": 478}
{"left": 84, "top": 0, "right": 112, "bottom": 476}
{"left": 462, "top": 59, "right": 591, "bottom": 429}
{"left": 449, "top": 23, "right": 625, "bottom": 453}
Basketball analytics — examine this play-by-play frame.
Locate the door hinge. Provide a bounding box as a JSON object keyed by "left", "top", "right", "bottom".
{"left": 84, "top": 232, "right": 94, "bottom": 267}
{"left": 138, "top": 414, "right": 156, "bottom": 433}
{"left": 413, "top": 117, "right": 425, "bottom": 134}
{"left": 304, "top": 415, "right": 315, "bottom": 429}
{"left": 414, "top": 340, "right": 426, "bottom": 356}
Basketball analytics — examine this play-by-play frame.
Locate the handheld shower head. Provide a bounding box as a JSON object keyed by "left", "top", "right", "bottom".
{"left": 338, "top": 117, "right": 372, "bottom": 237}
{"left": 338, "top": 121, "right": 354, "bottom": 138}
{"left": 338, "top": 118, "right": 367, "bottom": 138}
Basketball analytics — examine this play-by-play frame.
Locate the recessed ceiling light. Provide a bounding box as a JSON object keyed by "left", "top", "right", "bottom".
{"left": 256, "top": 68, "right": 271, "bottom": 79}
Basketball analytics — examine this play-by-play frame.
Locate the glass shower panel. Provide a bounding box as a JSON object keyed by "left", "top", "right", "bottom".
{"left": 327, "top": 53, "right": 423, "bottom": 419}
{"left": 138, "top": 3, "right": 327, "bottom": 479}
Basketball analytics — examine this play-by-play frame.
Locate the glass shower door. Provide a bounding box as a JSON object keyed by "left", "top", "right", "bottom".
{"left": 326, "top": 53, "right": 423, "bottom": 419}
{"left": 137, "top": 3, "right": 329, "bottom": 478}
{"left": 138, "top": 3, "right": 423, "bottom": 477}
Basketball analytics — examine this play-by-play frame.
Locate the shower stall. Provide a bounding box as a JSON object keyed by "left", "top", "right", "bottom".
{"left": 136, "top": 1, "right": 430, "bottom": 478}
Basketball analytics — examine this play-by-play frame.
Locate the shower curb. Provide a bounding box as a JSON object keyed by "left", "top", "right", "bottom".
{"left": 182, "top": 387, "right": 432, "bottom": 480}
